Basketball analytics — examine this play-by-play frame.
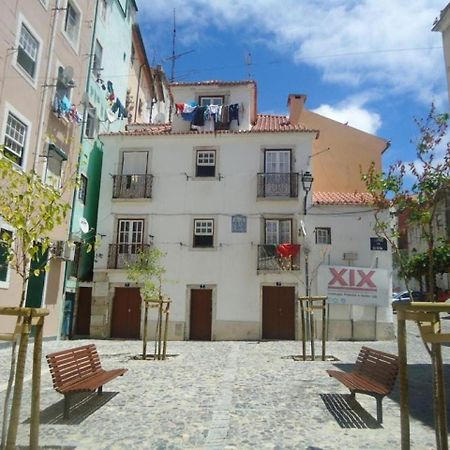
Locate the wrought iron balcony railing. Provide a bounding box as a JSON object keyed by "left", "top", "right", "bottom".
{"left": 257, "top": 244, "right": 300, "bottom": 271}
{"left": 107, "top": 243, "right": 151, "bottom": 269}
{"left": 257, "top": 172, "right": 299, "bottom": 198}
{"left": 112, "top": 174, "right": 153, "bottom": 199}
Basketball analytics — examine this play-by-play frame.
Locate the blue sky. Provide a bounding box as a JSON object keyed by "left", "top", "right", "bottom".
{"left": 135, "top": 0, "right": 448, "bottom": 171}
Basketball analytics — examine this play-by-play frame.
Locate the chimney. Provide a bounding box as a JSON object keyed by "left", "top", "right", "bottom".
{"left": 287, "top": 94, "right": 307, "bottom": 125}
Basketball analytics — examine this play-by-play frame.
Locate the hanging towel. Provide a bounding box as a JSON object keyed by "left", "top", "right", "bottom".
{"left": 192, "top": 106, "right": 207, "bottom": 126}
{"left": 229, "top": 103, "right": 240, "bottom": 125}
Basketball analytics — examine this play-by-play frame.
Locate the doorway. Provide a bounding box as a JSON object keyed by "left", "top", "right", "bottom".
{"left": 190, "top": 288, "right": 212, "bottom": 340}
{"left": 262, "top": 286, "right": 295, "bottom": 339}
{"left": 111, "top": 287, "right": 141, "bottom": 339}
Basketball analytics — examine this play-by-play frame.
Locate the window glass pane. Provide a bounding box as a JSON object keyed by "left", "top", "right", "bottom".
{"left": 4, "top": 113, "right": 27, "bottom": 165}
{"left": 0, "top": 229, "right": 12, "bottom": 282}
{"left": 279, "top": 220, "right": 291, "bottom": 243}
{"left": 17, "top": 24, "right": 38, "bottom": 78}
{"left": 195, "top": 220, "right": 213, "bottom": 235}
{"left": 65, "top": 2, "right": 80, "bottom": 43}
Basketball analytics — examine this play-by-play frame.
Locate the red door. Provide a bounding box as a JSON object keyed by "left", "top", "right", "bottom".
{"left": 190, "top": 289, "right": 212, "bottom": 340}
{"left": 111, "top": 287, "right": 141, "bottom": 339}
{"left": 75, "top": 287, "right": 92, "bottom": 335}
{"left": 262, "top": 286, "right": 295, "bottom": 339}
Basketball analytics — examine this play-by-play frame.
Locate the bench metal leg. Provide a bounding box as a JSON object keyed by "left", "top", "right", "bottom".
{"left": 376, "top": 396, "right": 383, "bottom": 423}
{"left": 98, "top": 386, "right": 103, "bottom": 395}
{"left": 64, "top": 395, "right": 70, "bottom": 420}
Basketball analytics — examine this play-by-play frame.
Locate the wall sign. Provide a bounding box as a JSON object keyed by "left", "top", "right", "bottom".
{"left": 231, "top": 215, "right": 247, "bottom": 233}
{"left": 370, "top": 237, "right": 387, "bottom": 251}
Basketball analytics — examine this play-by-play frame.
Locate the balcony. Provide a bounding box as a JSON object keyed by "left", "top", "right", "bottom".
{"left": 112, "top": 174, "right": 153, "bottom": 199}
{"left": 257, "top": 173, "right": 299, "bottom": 198}
{"left": 257, "top": 244, "right": 300, "bottom": 271}
{"left": 107, "top": 243, "right": 151, "bottom": 269}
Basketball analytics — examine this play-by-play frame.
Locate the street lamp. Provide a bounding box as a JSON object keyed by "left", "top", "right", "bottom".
{"left": 301, "top": 171, "right": 314, "bottom": 215}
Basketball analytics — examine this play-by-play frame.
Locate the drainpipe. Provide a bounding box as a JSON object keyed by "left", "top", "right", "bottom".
{"left": 58, "top": 0, "right": 100, "bottom": 340}
{"left": 33, "top": 0, "right": 60, "bottom": 172}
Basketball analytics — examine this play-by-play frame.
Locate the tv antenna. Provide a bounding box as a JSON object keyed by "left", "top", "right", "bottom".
{"left": 165, "top": 8, "right": 195, "bottom": 82}
{"left": 245, "top": 52, "right": 253, "bottom": 79}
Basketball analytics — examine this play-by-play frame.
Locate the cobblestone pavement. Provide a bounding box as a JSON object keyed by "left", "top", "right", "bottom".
{"left": 1, "top": 319, "right": 450, "bottom": 449}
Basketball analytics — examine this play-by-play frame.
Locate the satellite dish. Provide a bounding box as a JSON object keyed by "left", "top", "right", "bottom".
{"left": 79, "top": 217, "right": 89, "bottom": 234}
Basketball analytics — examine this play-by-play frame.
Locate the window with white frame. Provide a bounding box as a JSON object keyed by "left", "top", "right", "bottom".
{"left": 265, "top": 219, "right": 292, "bottom": 245}
{"left": 196, "top": 150, "right": 216, "bottom": 177}
{"left": 193, "top": 219, "right": 214, "bottom": 248}
{"left": 4, "top": 112, "right": 28, "bottom": 166}
{"left": 64, "top": 1, "right": 80, "bottom": 44}
{"left": 93, "top": 40, "right": 103, "bottom": 77}
{"left": 0, "top": 228, "right": 12, "bottom": 284}
{"left": 17, "top": 23, "right": 39, "bottom": 79}
{"left": 46, "top": 143, "right": 67, "bottom": 188}
{"left": 199, "top": 96, "right": 224, "bottom": 106}
{"left": 315, "top": 227, "right": 331, "bottom": 244}
{"left": 85, "top": 106, "right": 97, "bottom": 138}
{"left": 117, "top": 219, "right": 144, "bottom": 253}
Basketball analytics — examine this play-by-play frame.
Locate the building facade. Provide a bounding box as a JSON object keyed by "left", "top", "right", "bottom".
{"left": 92, "top": 80, "right": 394, "bottom": 341}
{"left": 0, "top": 0, "right": 94, "bottom": 336}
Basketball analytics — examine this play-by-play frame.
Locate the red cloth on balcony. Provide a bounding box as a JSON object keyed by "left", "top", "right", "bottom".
{"left": 276, "top": 243, "right": 300, "bottom": 258}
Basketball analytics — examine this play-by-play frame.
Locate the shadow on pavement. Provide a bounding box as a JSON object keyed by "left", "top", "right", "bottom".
{"left": 320, "top": 393, "right": 382, "bottom": 429}
{"left": 23, "top": 391, "right": 118, "bottom": 425}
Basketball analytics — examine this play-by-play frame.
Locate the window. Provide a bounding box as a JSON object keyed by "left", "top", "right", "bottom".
{"left": 64, "top": 1, "right": 80, "bottom": 44}
{"left": 193, "top": 219, "right": 214, "bottom": 248}
{"left": 99, "top": 0, "right": 107, "bottom": 21}
{"left": 199, "top": 96, "right": 224, "bottom": 106}
{"left": 4, "top": 112, "right": 28, "bottom": 166}
{"left": 93, "top": 40, "right": 103, "bottom": 77}
{"left": 0, "top": 228, "right": 12, "bottom": 284}
{"left": 17, "top": 23, "right": 39, "bottom": 79}
{"left": 117, "top": 219, "right": 144, "bottom": 253}
{"left": 265, "top": 219, "right": 291, "bottom": 244}
{"left": 315, "top": 227, "right": 331, "bottom": 244}
{"left": 196, "top": 150, "right": 216, "bottom": 177}
{"left": 46, "top": 143, "right": 67, "bottom": 188}
{"left": 85, "top": 106, "right": 97, "bottom": 138}
{"left": 55, "top": 66, "right": 72, "bottom": 100}
{"left": 78, "top": 174, "right": 88, "bottom": 203}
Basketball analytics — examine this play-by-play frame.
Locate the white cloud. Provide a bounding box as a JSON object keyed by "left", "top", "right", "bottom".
{"left": 312, "top": 100, "right": 382, "bottom": 134}
{"left": 136, "top": 0, "right": 445, "bottom": 103}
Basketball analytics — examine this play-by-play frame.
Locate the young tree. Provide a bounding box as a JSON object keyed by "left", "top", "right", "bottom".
{"left": 126, "top": 247, "right": 168, "bottom": 359}
{"left": 0, "top": 150, "right": 75, "bottom": 448}
{"left": 362, "top": 105, "right": 450, "bottom": 300}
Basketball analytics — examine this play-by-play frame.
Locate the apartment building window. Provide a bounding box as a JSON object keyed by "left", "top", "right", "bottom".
{"left": 315, "top": 227, "right": 331, "bottom": 244}
{"left": 46, "top": 143, "right": 67, "bottom": 188}
{"left": 199, "top": 96, "right": 224, "bottom": 106}
{"left": 64, "top": 1, "right": 80, "bottom": 44}
{"left": 85, "top": 106, "right": 97, "bottom": 138}
{"left": 4, "top": 112, "right": 28, "bottom": 166}
{"left": 265, "top": 219, "right": 292, "bottom": 244}
{"left": 17, "top": 23, "right": 39, "bottom": 79}
{"left": 196, "top": 150, "right": 216, "bottom": 177}
{"left": 78, "top": 174, "right": 87, "bottom": 203}
{"left": 118, "top": 219, "right": 144, "bottom": 253}
{"left": 193, "top": 219, "right": 214, "bottom": 248}
{"left": 0, "top": 228, "right": 12, "bottom": 284}
{"left": 93, "top": 40, "right": 103, "bottom": 77}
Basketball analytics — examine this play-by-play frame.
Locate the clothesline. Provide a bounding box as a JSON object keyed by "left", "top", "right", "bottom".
{"left": 175, "top": 102, "right": 242, "bottom": 127}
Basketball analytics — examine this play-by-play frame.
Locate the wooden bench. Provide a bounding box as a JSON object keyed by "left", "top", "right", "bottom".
{"left": 326, "top": 346, "right": 399, "bottom": 423}
{"left": 46, "top": 344, "right": 127, "bottom": 419}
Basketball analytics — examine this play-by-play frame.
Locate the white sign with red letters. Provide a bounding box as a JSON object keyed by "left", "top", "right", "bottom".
{"left": 318, "top": 265, "right": 390, "bottom": 306}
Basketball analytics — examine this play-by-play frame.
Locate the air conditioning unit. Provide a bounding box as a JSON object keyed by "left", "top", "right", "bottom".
{"left": 52, "top": 241, "right": 75, "bottom": 261}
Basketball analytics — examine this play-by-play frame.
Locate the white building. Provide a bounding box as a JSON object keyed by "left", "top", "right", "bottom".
{"left": 92, "top": 80, "right": 394, "bottom": 341}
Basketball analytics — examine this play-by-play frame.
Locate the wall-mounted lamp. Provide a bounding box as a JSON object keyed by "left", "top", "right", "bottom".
{"left": 301, "top": 170, "right": 314, "bottom": 215}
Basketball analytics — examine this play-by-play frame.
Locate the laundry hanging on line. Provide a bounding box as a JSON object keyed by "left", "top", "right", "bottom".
{"left": 176, "top": 102, "right": 242, "bottom": 127}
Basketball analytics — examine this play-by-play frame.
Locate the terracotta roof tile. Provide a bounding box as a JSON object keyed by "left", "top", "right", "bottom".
{"left": 170, "top": 80, "right": 256, "bottom": 87}
{"left": 313, "top": 192, "right": 374, "bottom": 205}
{"left": 101, "top": 114, "right": 318, "bottom": 137}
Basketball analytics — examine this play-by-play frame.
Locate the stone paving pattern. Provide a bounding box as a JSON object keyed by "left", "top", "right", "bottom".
{"left": 0, "top": 320, "right": 449, "bottom": 449}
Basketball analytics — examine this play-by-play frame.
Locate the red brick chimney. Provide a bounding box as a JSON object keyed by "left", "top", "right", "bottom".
{"left": 287, "top": 94, "right": 307, "bottom": 125}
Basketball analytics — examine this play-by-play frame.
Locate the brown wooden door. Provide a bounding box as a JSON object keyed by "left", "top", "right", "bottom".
{"left": 75, "top": 287, "right": 92, "bottom": 335}
{"left": 111, "top": 287, "right": 141, "bottom": 339}
{"left": 262, "top": 286, "right": 295, "bottom": 339}
{"left": 190, "top": 289, "right": 212, "bottom": 340}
